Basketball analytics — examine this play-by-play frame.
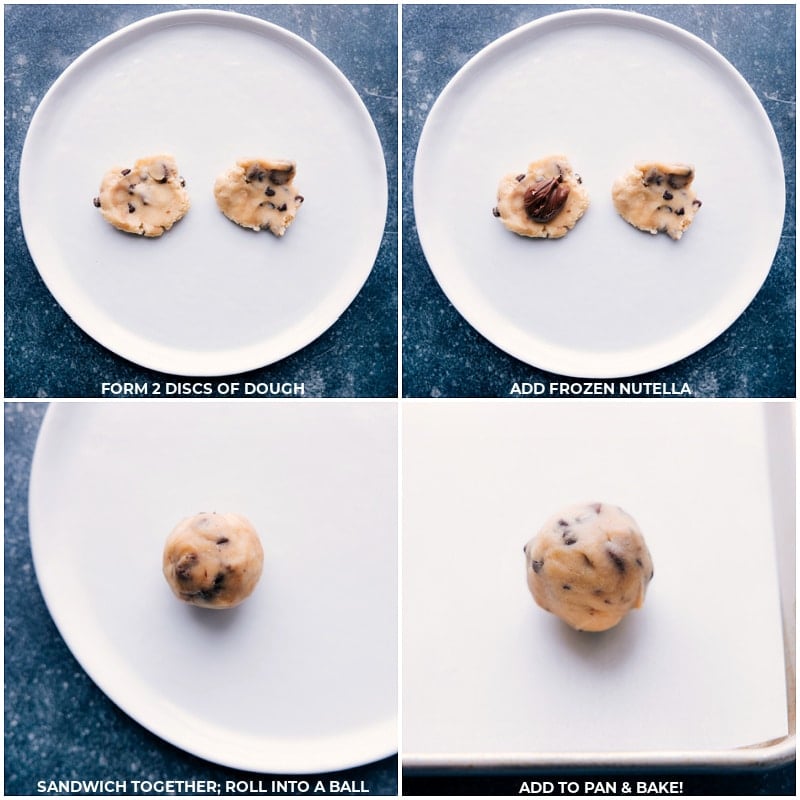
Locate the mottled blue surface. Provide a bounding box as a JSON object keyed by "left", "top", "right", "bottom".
{"left": 402, "top": 4, "right": 796, "bottom": 398}
{"left": 4, "top": 403, "right": 398, "bottom": 795}
{"left": 5, "top": 4, "right": 398, "bottom": 399}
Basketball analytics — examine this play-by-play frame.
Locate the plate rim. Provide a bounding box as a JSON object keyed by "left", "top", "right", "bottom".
{"left": 18, "top": 8, "right": 389, "bottom": 377}
{"left": 412, "top": 8, "right": 786, "bottom": 379}
{"left": 27, "top": 401, "right": 398, "bottom": 773}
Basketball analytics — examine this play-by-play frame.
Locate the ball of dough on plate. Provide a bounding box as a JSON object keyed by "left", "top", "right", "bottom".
{"left": 163, "top": 512, "right": 263, "bottom": 608}
{"left": 524, "top": 502, "right": 653, "bottom": 631}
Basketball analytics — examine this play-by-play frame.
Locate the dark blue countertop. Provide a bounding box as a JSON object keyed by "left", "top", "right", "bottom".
{"left": 4, "top": 4, "right": 398, "bottom": 399}
{"left": 402, "top": 4, "right": 796, "bottom": 398}
{"left": 4, "top": 402, "right": 398, "bottom": 795}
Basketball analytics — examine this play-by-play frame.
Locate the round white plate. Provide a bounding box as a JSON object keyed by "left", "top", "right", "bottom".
{"left": 29, "top": 402, "right": 397, "bottom": 773}
{"left": 413, "top": 9, "right": 785, "bottom": 378}
{"left": 19, "top": 10, "right": 387, "bottom": 376}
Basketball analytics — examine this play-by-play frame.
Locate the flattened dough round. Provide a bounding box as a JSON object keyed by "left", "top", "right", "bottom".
{"left": 494, "top": 154, "right": 590, "bottom": 239}
{"left": 94, "top": 154, "right": 190, "bottom": 237}
{"left": 524, "top": 502, "right": 654, "bottom": 631}
{"left": 612, "top": 161, "right": 702, "bottom": 240}
{"left": 214, "top": 158, "right": 304, "bottom": 237}
{"left": 163, "top": 512, "right": 264, "bottom": 609}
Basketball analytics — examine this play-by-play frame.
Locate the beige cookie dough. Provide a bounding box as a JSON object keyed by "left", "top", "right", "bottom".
{"left": 612, "top": 161, "right": 702, "bottom": 240}
{"left": 493, "top": 154, "right": 590, "bottom": 239}
{"left": 524, "top": 502, "right": 654, "bottom": 632}
{"left": 163, "top": 512, "right": 264, "bottom": 609}
{"left": 93, "top": 155, "right": 190, "bottom": 237}
{"left": 214, "top": 158, "right": 304, "bottom": 237}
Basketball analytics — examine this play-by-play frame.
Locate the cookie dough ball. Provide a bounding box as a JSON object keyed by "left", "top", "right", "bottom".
{"left": 93, "top": 154, "right": 190, "bottom": 237}
{"left": 493, "top": 154, "right": 590, "bottom": 239}
{"left": 524, "top": 502, "right": 653, "bottom": 631}
{"left": 163, "top": 512, "right": 264, "bottom": 609}
{"left": 214, "top": 158, "right": 304, "bottom": 237}
{"left": 612, "top": 161, "right": 702, "bottom": 240}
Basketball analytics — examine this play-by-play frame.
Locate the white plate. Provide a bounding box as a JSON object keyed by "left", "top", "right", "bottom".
{"left": 402, "top": 401, "right": 790, "bottom": 762}
{"left": 413, "top": 10, "right": 785, "bottom": 378}
{"left": 29, "top": 402, "right": 397, "bottom": 773}
{"left": 19, "top": 10, "right": 387, "bottom": 376}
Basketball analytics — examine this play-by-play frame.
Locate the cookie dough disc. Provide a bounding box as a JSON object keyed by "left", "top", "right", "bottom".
{"left": 214, "top": 158, "right": 304, "bottom": 237}
{"left": 94, "top": 155, "right": 190, "bottom": 237}
{"left": 494, "top": 154, "right": 590, "bottom": 239}
{"left": 163, "top": 512, "right": 264, "bottom": 609}
{"left": 612, "top": 161, "right": 702, "bottom": 240}
{"left": 524, "top": 502, "right": 654, "bottom": 632}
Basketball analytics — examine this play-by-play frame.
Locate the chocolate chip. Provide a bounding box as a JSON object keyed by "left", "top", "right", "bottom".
{"left": 199, "top": 572, "right": 226, "bottom": 601}
{"left": 216, "top": 537, "right": 229, "bottom": 545}
{"left": 558, "top": 519, "right": 569, "bottom": 527}
{"left": 676, "top": 207, "right": 685, "bottom": 216}
{"left": 295, "top": 195, "right": 305, "bottom": 204}
{"left": 516, "top": 174, "right": 525, "bottom": 182}
{"left": 180, "top": 177, "right": 186, "bottom": 188}
{"left": 492, "top": 207, "right": 500, "bottom": 217}
{"left": 92, "top": 197, "right": 101, "bottom": 208}
{"left": 667, "top": 174, "right": 689, "bottom": 189}
{"left": 692, "top": 199, "right": 702, "bottom": 207}
{"left": 175, "top": 552, "right": 198, "bottom": 581}
{"left": 606, "top": 548, "right": 626, "bottom": 573}
{"left": 121, "top": 168, "right": 131, "bottom": 176}
{"left": 562, "top": 584, "right": 571, "bottom": 590}
{"left": 636, "top": 558, "right": 643, "bottom": 568}
{"left": 278, "top": 203, "right": 287, "bottom": 212}
{"left": 531, "top": 560, "right": 544, "bottom": 574}
{"left": 663, "top": 190, "right": 673, "bottom": 200}
{"left": 269, "top": 169, "right": 293, "bottom": 185}
{"left": 563, "top": 535, "right": 577, "bottom": 546}
{"left": 582, "top": 553, "right": 595, "bottom": 568}
{"left": 127, "top": 203, "right": 135, "bottom": 213}
{"left": 644, "top": 170, "right": 663, "bottom": 186}
{"left": 265, "top": 186, "right": 276, "bottom": 197}
{"left": 576, "top": 175, "right": 583, "bottom": 184}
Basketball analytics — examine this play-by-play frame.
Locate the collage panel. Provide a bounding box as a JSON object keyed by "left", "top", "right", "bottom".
{"left": 3, "top": 3, "right": 797, "bottom": 798}
{"left": 5, "top": 4, "right": 398, "bottom": 399}
{"left": 5, "top": 400, "right": 398, "bottom": 794}
{"left": 402, "top": 4, "right": 795, "bottom": 398}
{"left": 401, "top": 400, "right": 795, "bottom": 794}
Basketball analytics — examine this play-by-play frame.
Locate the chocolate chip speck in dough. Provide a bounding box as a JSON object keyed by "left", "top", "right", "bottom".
{"left": 214, "top": 158, "right": 304, "bottom": 237}
{"left": 94, "top": 154, "right": 190, "bottom": 237}
{"left": 163, "top": 512, "right": 264, "bottom": 609}
{"left": 523, "top": 502, "right": 653, "bottom": 631}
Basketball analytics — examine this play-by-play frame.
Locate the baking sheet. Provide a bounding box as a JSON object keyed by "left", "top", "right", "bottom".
{"left": 29, "top": 402, "right": 397, "bottom": 773}
{"left": 413, "top": 9, "right": 785, "bottom": 377}
{"left": 402, "top": 401, "right": 790, "bottom": 759}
